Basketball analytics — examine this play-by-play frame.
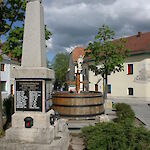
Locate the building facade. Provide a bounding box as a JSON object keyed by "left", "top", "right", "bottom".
{"left": 88, "top": 32, "right": 150, "bottom": 99}
{"left": 89, "top": 54, "right": 150, "bottom": 99}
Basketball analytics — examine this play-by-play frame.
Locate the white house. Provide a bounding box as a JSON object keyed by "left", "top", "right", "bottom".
{"left": 88, "top": 32, "right": 150, "bottom": 100}
{"left": 0, "top": 51, "right": 20, "bottom": 101}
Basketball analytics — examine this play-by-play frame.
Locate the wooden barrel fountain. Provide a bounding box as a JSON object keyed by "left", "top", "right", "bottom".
{"left": 52, "top": 91, "right": 104, "bottom": 118}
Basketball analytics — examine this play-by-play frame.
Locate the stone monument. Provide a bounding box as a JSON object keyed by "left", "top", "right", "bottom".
{"left": 0, "top": 0, "right": 69, "bottom": 149}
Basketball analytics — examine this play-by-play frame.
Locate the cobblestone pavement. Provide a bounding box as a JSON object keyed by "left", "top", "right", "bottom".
{"left": 68, "top": 133, "right": 86, "bottom": 150}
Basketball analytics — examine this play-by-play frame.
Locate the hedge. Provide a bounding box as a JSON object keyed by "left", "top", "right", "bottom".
{"left": 115, "top": 103, "right": 135, "bottom": 124}
{"left": 82, "top": 103, "right": 150, "bottom": 150}
{"left": 82, "top": 123, "right": 150, "bottom": 150}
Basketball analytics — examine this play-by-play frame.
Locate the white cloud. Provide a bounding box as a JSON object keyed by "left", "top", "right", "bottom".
{"left": 43, "top": 0, "right": 150, "bottom": 60}
{"left": 65, "top": 45, "right": 83, "bottom": 53}
{"left": 46, "top": 38, "right": 53, "bottom": 50}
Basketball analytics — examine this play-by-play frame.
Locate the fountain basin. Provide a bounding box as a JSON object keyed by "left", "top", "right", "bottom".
{"left": 52, "top": 91, "right": 104, "bottom": 118}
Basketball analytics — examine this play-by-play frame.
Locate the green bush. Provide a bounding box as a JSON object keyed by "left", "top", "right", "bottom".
{"left": 115, "top": 103, "right": 135, "bottom": 124}
{"left": 112, "top": 102, "right": 116, "bottom": 110}
{"left": 82, "top": 123, "right": 127, "bottom": 150}
{"left": 82, "top": 103, "right": 150, "bottom": 150}
{"left": 82, "top": 123, "right": 150, "bottom": 150}
{"left": 3, "top": 95, "right": 14, "bottom": 130}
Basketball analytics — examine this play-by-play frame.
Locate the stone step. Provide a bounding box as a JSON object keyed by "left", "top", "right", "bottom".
{"left": 67, "top": 119, "right": 97, "bottom": 129}
{"left": 0, "top": 133, "right": 69, "bottom": 150}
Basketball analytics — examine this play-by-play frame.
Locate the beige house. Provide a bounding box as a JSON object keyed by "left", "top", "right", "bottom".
{"left": 89, "top": 32, "right": 150, "bottom": 100}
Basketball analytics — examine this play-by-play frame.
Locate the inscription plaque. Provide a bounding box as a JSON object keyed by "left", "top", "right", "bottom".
{"left": 16, "top": 81, "right": 42, "bottom": 111}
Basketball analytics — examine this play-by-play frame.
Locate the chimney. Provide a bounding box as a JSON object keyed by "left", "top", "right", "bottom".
{"left": 137, "top": 32, "right": 142, "bottom": 37}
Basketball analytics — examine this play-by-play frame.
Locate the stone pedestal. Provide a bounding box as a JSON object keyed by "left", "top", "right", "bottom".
{"left": 0, "top": 116, "right": 69, "bottom": 150}
{"left": 6, "top": 111, "right": 55, "bottom": 144}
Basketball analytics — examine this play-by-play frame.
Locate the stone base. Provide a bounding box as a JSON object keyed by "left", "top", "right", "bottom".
{"left": 1, "top": 110, "right": 69, "bottom": 150}
{"left": 5, "top": 127, "right": 55, "bottom": 144}
{"left": 11, "top": 111, "right": 54, "bottom": 129}
{"left": 0, "top": 132, "right": 69, "bottom": 150}
{"left": 104, "top": 99, "right": 112, "bottom": 109}
{"left": 5, "top": 110, "right": 55, "bottom": 143}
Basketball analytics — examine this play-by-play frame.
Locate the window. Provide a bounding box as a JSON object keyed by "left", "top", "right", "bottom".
{"left": 95, "top": 84, "right": 98, "bottom": 92}
{"left": 1, "top": 81, "right": 6, "bottom": 91}
{"left": 128, "top": 88, "right": 133, "bottom": 95}
{"left": 107, "top": 84, "right": 111, "bottom": 93}
{"left": 1, "top": 64, "right": 5, "bottom": 71}
{"left": 11, "top": 84, "right": 13, "bottom": 95}
{"left": 128, "top": 64, "right": 133, "bottom": 74}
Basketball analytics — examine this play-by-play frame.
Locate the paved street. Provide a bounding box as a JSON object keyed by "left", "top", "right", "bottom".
{"left": 112, "top": 97, "right": 150, "bottom": 129}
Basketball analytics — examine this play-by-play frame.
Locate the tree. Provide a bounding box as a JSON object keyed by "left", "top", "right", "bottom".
{"left": 1, "top": 25, "right": 51, "bottom": 60}
{"left": 0, "top": 0, "right": 26, "bottom": 36}
{"left": 1, "top": 0, "right": 51, "bottom": 60}
{"left": 85, "top": 24, "right": 129, "bottom": 99}
{"left": 51, "top": 53, "right": 69, "bottom": 90}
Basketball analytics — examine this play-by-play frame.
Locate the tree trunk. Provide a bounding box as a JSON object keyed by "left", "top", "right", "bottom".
{"left": 103, "top": 73, "right": 108, "bottom": 100}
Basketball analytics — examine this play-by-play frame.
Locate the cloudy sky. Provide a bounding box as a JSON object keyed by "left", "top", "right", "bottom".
{"left": 43, "top": 0, "right": 150, "bottom": 61}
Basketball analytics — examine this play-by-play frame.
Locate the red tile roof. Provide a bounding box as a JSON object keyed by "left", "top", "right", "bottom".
{"left": 72, "top": 47, "right": 85, "bottom": 62}
{"left": 72, "top": 32, "right": 150, "bottom": 62}
{"left": 125, "top": 32, "right": 150, "bottom": 54}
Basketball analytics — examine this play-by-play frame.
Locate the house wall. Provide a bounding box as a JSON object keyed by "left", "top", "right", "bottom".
{"left": 0, "top": 59, "right": 11, "bottom": 100}
{"left": 0, "top": 58, "right": 20, "bottom": 101}
{"left": 89, "top": 54, "right": 150, "bottom": 99}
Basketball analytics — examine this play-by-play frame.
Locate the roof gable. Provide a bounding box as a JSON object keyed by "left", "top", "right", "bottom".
{"left": 72, "top": 47, "right": 85, "bottom": 62}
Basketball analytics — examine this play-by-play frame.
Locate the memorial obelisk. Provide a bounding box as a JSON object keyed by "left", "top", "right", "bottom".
{"left": 22, "top": 0, "right": 47, "bottom": 68}
{"left": 0, "top": 0, "right": 69, "bottom": 149}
